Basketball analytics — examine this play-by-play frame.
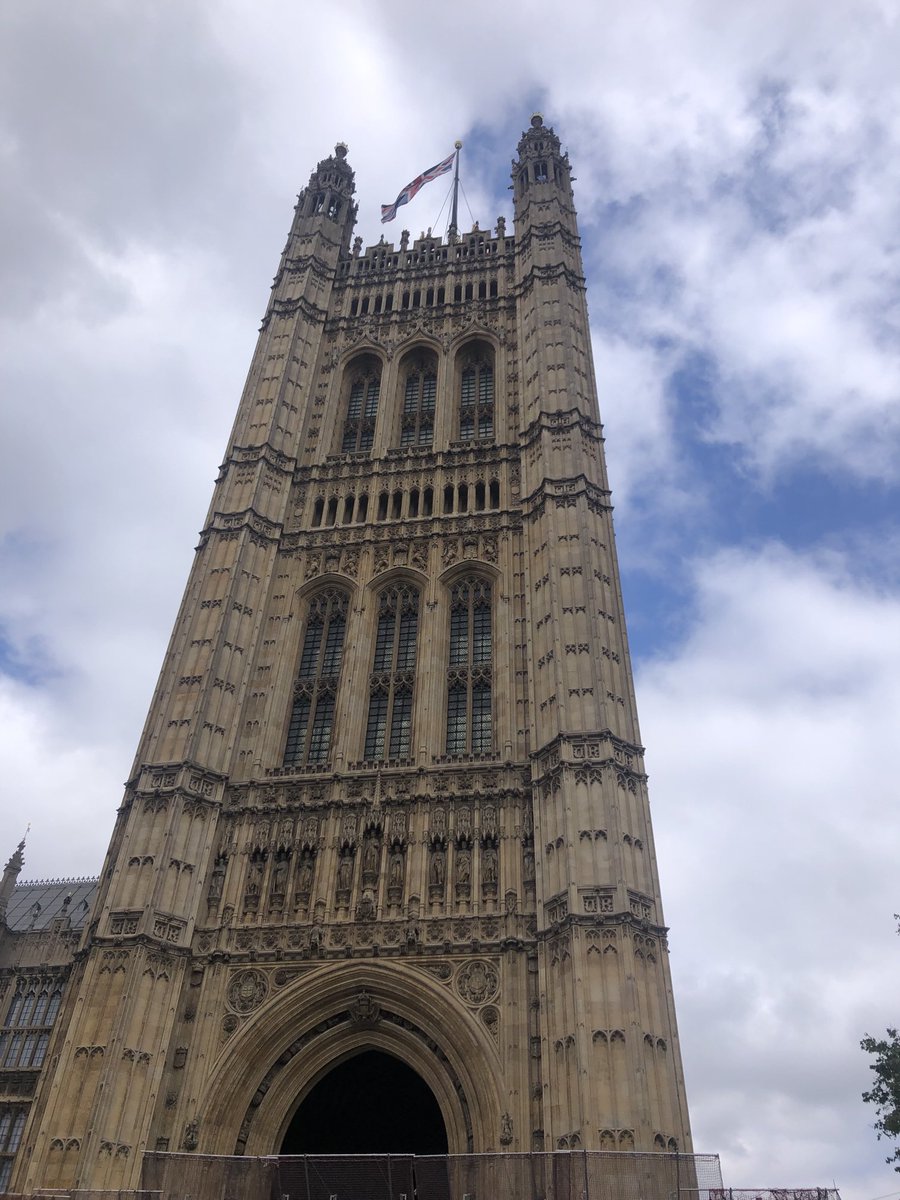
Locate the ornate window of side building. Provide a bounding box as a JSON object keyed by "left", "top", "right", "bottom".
{"left": 399, "top": 350, "right": 437, "bottom": 447}
{"left": 0, "top": 979, "right": 62, "bottom": 1072}
{"left": 459, "top": 343, "right": 494, "bottom": 440}
{"left": 446, "top": 576, "right": 493, "bottom": 754}
{"left": 341, "top": 354, "right": 381, "bottom": 453}
{"left": 0, "top": 1106, "right": 27, "bottom": 1192}
{"left": 283, "top": 588, "right": 349, "bottom": 767}
{"left": 364, "top": 583, "right": 420, "bottom": 760}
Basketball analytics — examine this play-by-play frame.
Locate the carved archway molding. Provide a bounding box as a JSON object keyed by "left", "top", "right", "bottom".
{"left": 196, "top": 960, "right": 503, "bottom": 1156}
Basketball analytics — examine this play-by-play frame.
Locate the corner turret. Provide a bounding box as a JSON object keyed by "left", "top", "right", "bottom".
{"left": 293, "top": 141, "right": 358, "bottom": 252}
{"left": 512, "top": 112, "right": 575, "bottom": 225}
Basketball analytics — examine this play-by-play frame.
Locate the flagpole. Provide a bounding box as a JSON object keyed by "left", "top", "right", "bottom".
{"left": 448, "top": 140, "right": 462, "bottom": 242}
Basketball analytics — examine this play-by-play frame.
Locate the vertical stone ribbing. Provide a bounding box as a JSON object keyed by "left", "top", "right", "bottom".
{"left": 513, "top": 115, "right": 691, "bottom": 1152}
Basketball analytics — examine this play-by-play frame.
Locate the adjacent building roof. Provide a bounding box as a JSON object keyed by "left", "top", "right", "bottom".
{"left": 5, "top": 878, "right": 98, "bottom": 932}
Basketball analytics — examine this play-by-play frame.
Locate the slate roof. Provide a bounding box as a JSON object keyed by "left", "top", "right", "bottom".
{"left": 5, "top": 878, "right": 98, "bottom": 932}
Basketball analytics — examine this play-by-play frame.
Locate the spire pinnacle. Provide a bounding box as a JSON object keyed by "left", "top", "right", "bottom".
{"left": 5, "top": 828, "right": 27, "bottom": 874}
{"left": 0, "top": 829, "right": 27, "bottom": 925}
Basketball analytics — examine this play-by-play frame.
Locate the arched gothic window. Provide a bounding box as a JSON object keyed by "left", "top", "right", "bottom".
{"left": 446, "top": 577, "right": 492, "bottom": 754}
{"left": 341, "top": 356, "right": 381, "bottom": 453}
{"left": 459, "top": 346, "right": 494, "bottom": 441}
{"left": 399, "top": 351, "right": 437, "bottom": 447}
{"left": 364, "top": 584, "right": 420, "bottom": 760}
{"left": 284, "top": 589, "right": 348, "bottom": 767}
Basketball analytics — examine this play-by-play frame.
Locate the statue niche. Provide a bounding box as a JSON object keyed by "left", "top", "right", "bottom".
{"left": 455, "top": 837, "right": 472, "bottom": 900}
{"left": 336, "top": 849, "right": 355, "bottom": 904}
{"left": 481, "top": 840, "right": 498, "bottom": 899}
{"left": 243, "top": 849, "right": 267, "bottom": 915}
{"left": 269, "top": 849, "right": 291, "bottom": 911}
{"left": 428, "top": 839, "right": 447, "bottom": 905}
{"left": 294, "top": 849, "right": 316, "bottom": 910}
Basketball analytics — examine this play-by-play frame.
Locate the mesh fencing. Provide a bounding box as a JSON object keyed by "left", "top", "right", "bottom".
{"left": 710, "top": 1192, "right": 841, "bottom": 1200}
{"left": 0, "top": 1193, "right": 162, "bottom": 1200}
{"left": 142, "top": 1149, "right": 726, "bottom": 1200}
{"left": 3, "top": 1156, "right": 841, "bottom": 1200}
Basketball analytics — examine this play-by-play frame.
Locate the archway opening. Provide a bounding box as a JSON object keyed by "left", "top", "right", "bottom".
{"left": 281, "top": 1049, "right": 449, "bottom": 1154}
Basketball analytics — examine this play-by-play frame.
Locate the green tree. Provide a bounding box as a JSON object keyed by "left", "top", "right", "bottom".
{"left": 862, "top": 918, "right": 900, "bottom": 1171}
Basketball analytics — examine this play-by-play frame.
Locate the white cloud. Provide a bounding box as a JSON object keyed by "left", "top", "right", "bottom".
{"left": 638, "top": 543, "right": 900, "bottom": 1190}
{"left": 1, "top": 3, "right": 899, "bottom": 1195}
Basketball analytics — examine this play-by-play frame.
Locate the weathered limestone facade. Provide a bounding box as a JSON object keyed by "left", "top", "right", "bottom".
{"left": 3, "top": 115, "right": 692, "bottom": 1192}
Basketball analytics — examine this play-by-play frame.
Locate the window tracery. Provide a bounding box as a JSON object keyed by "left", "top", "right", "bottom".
{"left": 0, "top": 980, "right": 62, "bottom": 1072}
{"left": 459, "top": 346, "right": 494, "bottom": 441}
{"left": 446, "top": 576, "right": 493, "bottom": 755}
{"left": 364, "top": 584, "right": 420, "bottom": 760}
{"left": 341, "top": 356, "right": 381, "bottom": 453}
{"left": 284, "top": 589, "right": 349, "bottom": 768}
{"left": 399, "top": 352, "right": 437, "bottom": 447}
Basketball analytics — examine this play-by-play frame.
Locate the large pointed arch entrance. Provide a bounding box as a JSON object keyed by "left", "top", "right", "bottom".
{"left": 281, "top": 1049, "right": 449, "bottom": 1155}
{"left": 196, "top": 963, "right": 503, "bottom": 1157}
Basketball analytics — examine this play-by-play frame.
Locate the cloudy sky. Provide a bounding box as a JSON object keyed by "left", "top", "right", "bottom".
{"left": 2, "top": 1, "right": 899, "bottom": 1194}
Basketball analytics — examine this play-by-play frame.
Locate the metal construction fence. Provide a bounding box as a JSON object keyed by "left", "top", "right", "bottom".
{"left": 710, "top": 1194, "right": 841, "bottom": 1200}
{"left": 138, "top": 1149, "right": 725, "bottom": 1200}
{"left": 0, "top": 1159, "right": 843, "bottom": 1200}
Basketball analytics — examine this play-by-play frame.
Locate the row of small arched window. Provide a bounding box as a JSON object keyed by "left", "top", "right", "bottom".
{"left": 284, "top": 577, "right": 492, "bottom": 769}
{"left": 310, "top": 479, "right": 501, "bottom": 528}
{"left": 348, "top": 277, "right": 499, "bottom": 317}
{"left": 341, "top": 342, "right": 494, "bottom": 455}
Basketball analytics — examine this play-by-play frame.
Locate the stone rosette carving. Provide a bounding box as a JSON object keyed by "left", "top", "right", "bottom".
{"left": 226, "top": 968, "right": 268, "bottom": 1014}
{"left": 455, "top": 959, "right": 499, "bottom": 1006}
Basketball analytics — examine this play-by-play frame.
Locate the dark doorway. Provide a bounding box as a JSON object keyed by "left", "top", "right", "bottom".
{"left": 281, "top": 1049, "right": 449, "bottom": 1155}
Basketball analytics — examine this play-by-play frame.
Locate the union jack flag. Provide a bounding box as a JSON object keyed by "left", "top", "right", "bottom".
{"left": 381, "top": 151, "right": 456, "bottom": 223}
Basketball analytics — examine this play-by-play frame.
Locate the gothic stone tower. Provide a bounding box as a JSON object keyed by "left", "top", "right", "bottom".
{"left": 14, "top": 116, "right": 692, "bottom": 1192}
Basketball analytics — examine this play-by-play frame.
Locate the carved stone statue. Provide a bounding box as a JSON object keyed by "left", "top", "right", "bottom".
{"left": 483, "top": 846, "right": 498, "bottom": 885}
{"left": 207, "top": 858, "right": 225, "bottom": 903}
{"left": 429, "top": 848, "right": 445, "bottom": 887}
{"left": 456, "top": 848, "right": 471, "bottom": 886}
{"left": 245, "top": 859, "right": 263, "bottom": 901}
{"left": 523, "top": 847, "right": 535, "bottom": 882}
{"left": 389, "top": 851, "right": 404, "bottom": 888}
{"left": 337, "top": 854, "right": 352, "bottom": 892}
{"left": 271, "top": 857, "right": 288, "bottom": 897}
{"left": 297, "top": 853, "right": 314, "bottom": 893}
{"left": 363, "top": 840, "right": 379, "bottom": 877}
{"left": 182, "top": 1118, "right": 199, "bottom": 1151}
